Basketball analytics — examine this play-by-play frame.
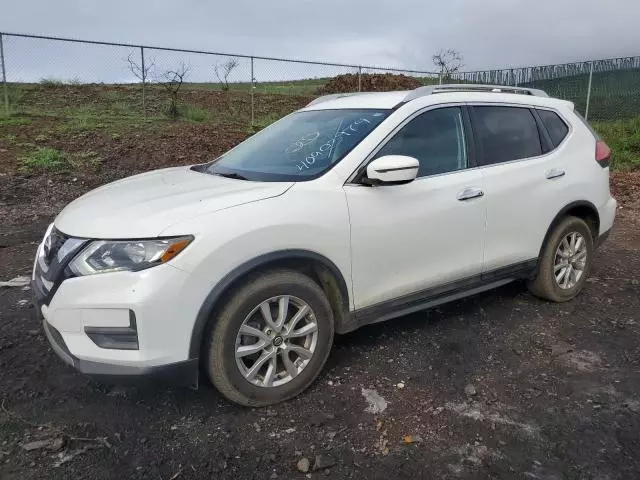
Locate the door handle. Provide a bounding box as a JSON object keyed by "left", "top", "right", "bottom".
{"left": 546, "top": 168, "right": 566, "bottom": 180}
{"left": 457, "top": 187, "right": 484, "bottom": 201}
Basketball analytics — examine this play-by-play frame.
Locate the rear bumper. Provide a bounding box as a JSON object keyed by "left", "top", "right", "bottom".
{"left": 595, "top": 196, "right": 616, "bottom": 249}
{"left": 42, "top": 318, "right": 199, "bottom": 386}
{"left": 599, "top": 197, "right": 617, "bottom": 237}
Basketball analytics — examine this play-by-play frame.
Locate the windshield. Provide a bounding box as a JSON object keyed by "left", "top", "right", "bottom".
{"left": 205, "top": 109, "right": 389, "bottom": 181}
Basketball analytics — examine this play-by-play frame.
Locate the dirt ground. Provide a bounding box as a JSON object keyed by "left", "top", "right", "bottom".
{"left": 0, "top": 183, "right": 638, "bottom": 480}
{"left": 1, "top": 87, "right": 640, "bottom": 478}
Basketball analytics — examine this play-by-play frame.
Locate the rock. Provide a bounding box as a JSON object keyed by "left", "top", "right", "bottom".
{"left": 284, "top": 427, "right": 296, "bottom": 434}
{"left": 21, "top": 439, "right": 52, "bottom": 451}
{"left": 361, "top": 388, "right": 388, "bottom": 414}
{"left": 297, "top": 457, "right": 310, "bottom": 473}
{"left": 48, "top": 437, "right": 67, "bottom": 451}
{"left": 464, "top": 384, "right": 477, "bottom": 396}
{"left": 0, "top": 276, "right": 31, "bottom": 288}
{"left": 397, "top": 382, "right": 405, "bottom": 389}
{"left": 314, "top": 454, "right": 336, "bottom": 471}
{"left": 402, "top": 435, "right": 423, "bottom": 444}
{"left": 107, "top": 385, "right": 128, "bottom": 398}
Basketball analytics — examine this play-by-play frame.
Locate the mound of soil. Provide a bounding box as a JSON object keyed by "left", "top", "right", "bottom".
{"left": 318, "top": 73, "right": 422, "bottom": 94}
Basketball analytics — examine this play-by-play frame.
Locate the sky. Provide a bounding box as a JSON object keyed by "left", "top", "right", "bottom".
{"left": 2, "top": 0, "right": 639, "bottom": 83}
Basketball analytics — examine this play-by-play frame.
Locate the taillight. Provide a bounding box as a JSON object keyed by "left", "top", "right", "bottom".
{"left": 595, "top": 140, "right": 611, "bottom": 167}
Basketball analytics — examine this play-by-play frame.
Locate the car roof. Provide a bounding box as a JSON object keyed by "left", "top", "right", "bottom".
{"left": 301, "top": 88, "right": 574, "bottom": 112}
{"left": 301, "top": 91, "right": 411, "bottom": 111}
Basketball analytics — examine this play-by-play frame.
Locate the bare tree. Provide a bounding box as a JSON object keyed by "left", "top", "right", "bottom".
{"left": 127, "top": 51, "right": 156, "bottom": 117}
{"left": 214, "top": 58, "right": 239, "bottom": 91}
{"left": 158, "top": 63, "right": 190, "bottom": 119}
{"left": 432, "top": 49, "right": 463, "bottom": 82}
{"left": 127, "top": 52, "right": 155, "bottom": 83}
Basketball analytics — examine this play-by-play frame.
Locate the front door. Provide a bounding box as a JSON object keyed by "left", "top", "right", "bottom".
{"left": 345, "top": 106, "right": 487, "bottom": 310}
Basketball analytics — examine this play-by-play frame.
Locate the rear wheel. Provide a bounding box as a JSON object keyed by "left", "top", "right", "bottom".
{"left": 205, "top": 269, "right": 334, "bottom": 406}
{"left": 529, "top": 216, "right": 594, "bottom": 302}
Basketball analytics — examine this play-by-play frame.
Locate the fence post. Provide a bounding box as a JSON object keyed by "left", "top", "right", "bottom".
{"left": 439, "top": 72, "right": 443, "bottom": 85}
{"left": 358, "top": 66, "right": 362, "bottom": 92}
{"left": 585, "top": 61, "right": 594, "bottom": 120}
{"left": 250, "top": 56, "right": 255, "bottom": 129}
{"left": 0, "top": 33, "right": 8, "bottom": 116}
{"left": 140, "top": 46, "right": 146, "bottom": 118}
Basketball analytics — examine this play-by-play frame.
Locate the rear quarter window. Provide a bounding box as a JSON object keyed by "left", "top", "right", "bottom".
{"left": 537, "top": 109, "right": 569, "bottom": 148}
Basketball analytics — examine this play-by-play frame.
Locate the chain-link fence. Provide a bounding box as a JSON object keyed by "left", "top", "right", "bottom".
{"left": 0, "top": 32, "right": 439, "bottom": 130}
{"left": 1, "top": 32, "right": 639, "bottom": 128}
{"left": 452, "top": 57, "right": 640, "bottom": 121}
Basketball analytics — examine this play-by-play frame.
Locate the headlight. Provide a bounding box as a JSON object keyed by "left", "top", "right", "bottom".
{"left": 68, "top": 236, "right": 193, "bottom": 276}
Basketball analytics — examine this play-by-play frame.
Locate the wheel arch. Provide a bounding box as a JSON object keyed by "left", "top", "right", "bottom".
{"left": 189, "top": 250, "right": 351, "bottom": 359}
{"left": 539, "top": 200, "right": 600, "bottom": 259}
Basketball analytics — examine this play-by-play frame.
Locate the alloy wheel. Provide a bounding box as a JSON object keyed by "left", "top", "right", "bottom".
{"left": 234, "top": 295, "right": 318, "bottom": 387}
{"left": 554, "top": 231, "right": 588, "bottom": 289}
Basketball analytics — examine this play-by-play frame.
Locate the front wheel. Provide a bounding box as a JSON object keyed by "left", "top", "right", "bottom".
{"left": 529, "top": 216, "right": 594, "bottom": 302}
{"left": 205, "top": 269, "right": 334, "bottom": 406}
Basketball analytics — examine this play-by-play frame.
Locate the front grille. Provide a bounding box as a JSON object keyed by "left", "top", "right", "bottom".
{"left": 43, "top": 228, "right": 67, "bottom": 267}
{"left": 33, "top": 226, "right": 87, "bottom": 305}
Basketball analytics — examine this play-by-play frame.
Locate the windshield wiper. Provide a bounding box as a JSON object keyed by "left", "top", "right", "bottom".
{"left": 213, "top": 172, "right": 249, "bottom": 181}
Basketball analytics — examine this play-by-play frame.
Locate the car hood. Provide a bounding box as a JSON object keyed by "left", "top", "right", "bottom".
{"left": 55, "top": 167, "right": 293, "bottom": 238}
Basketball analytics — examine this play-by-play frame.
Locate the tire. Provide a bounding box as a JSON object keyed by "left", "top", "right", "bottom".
{"left": 205, "top": 269, "right": 334, "bottom": 406}
{"left": 529, "top": 216, "right": 595, "bottom": 302}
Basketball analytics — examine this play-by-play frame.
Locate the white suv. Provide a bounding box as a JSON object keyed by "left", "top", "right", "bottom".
{"left": 33, "top": 84, "right": 616, "bottom": 406}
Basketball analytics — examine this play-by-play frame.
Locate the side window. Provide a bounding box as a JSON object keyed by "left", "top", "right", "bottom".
{"left": 374, "top": 107, "right": 467, "bottom": 178}
{"left": 472, "top": 106, "right": 542, "bottom": 166}
{"left": 537, "top": 109, "right": 569, "bottom": 148}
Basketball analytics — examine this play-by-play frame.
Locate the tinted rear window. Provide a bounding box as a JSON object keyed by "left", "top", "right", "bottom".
{"left": 472, "top": 106, "right": 542, "bottom": 166}
{"left": 537, "top": 109, "right": 569, "bottom": 148}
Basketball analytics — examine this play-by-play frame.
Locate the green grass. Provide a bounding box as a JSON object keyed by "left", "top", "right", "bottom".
{"left": 57, "top": 104, "right": 161, "bottom": 134}
{"left": 180, "top": 105, "right": 210, "bottom": 122}
{"left": 594, "top": 116, "right": 640, "bottom": 171}
{"left": 19, "top": 147, "right": 103, "bottom": 171}
{"left": 69, "top": 150, "right": 102, "bottom": 168}
{"left": 0, "top": 116, "right": 31, "bottom": 126}
{"left": 3, "top": 78, "right": 638, "bottom": 173}
{"left": 19, "top": 147, "right": 68, "bottom": 171}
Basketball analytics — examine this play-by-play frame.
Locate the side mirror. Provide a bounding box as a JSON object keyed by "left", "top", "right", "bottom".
{"left": 364, "top": 155, "right": 419, "bottom": 186}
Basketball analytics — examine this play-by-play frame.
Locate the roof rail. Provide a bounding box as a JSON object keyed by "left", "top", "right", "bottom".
{"left": 306, "top": 92, "right": 371, "bottom": 107}
{"left": 403, "top": 84, "right": 549, "bottom": 102}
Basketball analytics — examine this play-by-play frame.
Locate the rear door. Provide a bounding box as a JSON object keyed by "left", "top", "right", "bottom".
{"left": 470, "top": 104, "right": 570, "bottom": 272}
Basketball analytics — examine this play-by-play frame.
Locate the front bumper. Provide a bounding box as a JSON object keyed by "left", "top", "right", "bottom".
{"left": 32, "top": 229, "right": 208, "bottom": 387}
{"left": 41, "top": 318, "right": 198, "bottom": 385}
